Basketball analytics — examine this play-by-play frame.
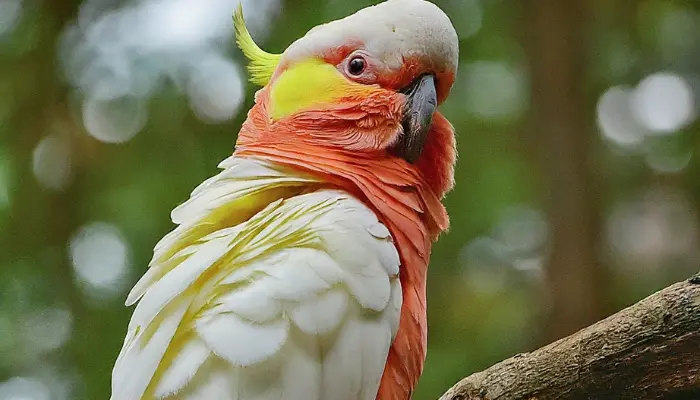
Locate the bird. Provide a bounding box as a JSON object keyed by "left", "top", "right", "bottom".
{"left": 110, "top": 0, "right": 458, "bottom": 399}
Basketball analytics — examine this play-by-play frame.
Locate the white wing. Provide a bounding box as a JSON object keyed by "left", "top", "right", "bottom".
{"left": 111, "top": 157, "right": 402, "bottom": 400}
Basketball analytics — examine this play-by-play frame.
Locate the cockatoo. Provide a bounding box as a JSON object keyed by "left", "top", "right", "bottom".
{"left": 111, "top": 0, "right": 458, "bottom": 399}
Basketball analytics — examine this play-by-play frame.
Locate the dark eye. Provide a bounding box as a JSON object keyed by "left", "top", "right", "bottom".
{"left": 347, "top": 56, "right": 366, "bottom": 76}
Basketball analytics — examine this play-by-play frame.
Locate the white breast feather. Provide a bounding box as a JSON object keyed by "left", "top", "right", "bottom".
{"left": 110, "top": 156, "right": 402, "bottom": 400}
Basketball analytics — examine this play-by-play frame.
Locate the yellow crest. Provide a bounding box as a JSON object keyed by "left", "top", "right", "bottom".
{"left": 233, "top": 5, "right": 282, "bottom": 86}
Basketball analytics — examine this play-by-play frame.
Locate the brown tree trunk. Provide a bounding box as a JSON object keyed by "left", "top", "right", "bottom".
{"left": 525, "top": 0, "right": 603, "bottom": 341}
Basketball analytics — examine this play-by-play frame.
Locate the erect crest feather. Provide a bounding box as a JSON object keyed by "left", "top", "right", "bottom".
{"left": 233, "top": 5, "right": 281, "bottom": 86}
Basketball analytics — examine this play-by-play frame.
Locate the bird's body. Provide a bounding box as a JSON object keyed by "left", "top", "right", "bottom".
{"left": 111, "top": 1, "right": 459, "bottom": 399}
{"left": 112, "top": 157, "right": 402, "bottom": 400}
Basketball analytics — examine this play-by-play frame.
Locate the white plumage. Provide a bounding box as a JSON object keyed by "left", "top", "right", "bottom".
{"left": 111, "top": 157, "right": 402, "bottom": 400}
{"left": 284, "top": 0, "right": 459, "bottom": 73}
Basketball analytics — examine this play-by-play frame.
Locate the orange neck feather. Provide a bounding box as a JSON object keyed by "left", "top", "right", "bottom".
{"left": 234, "top": 87, "right": 455, "bottom": 399}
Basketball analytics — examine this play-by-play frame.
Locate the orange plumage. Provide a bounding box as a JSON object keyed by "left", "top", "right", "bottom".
{"left": 235, "top": 77, "right": 456, "bottom": 398}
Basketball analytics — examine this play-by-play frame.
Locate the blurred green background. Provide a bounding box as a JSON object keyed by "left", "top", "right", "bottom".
{"left": 1, "top": 0, "right": 700, "bottom": 398}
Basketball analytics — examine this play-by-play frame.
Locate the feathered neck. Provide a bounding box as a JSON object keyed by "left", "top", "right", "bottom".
{"left": 233, "top": 86, "right": 455, "bottom": 399}
{"left": 234, "top": 87, "right": 454, "bottom": 236}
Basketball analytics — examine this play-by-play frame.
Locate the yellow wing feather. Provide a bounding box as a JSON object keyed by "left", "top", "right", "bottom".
{"left": 233, "top": 5, "right": 282, "bottom": 86}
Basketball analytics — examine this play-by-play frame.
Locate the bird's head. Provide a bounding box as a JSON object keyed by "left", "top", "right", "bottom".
{"left": 235, "top": 0, "right": 459, "bottom": 198}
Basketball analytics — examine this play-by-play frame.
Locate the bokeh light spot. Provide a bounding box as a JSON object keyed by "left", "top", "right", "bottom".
{"left": 492, "top": 206, "right": 548, "bottom": 255}
{"left": 645, "top": 139, "right": 693, "bottom": 174}
{"left": 462, "top": 205, "right": 548, "bottom": 294}
{"left": 463, "top": 61, "right": 527, "bottom": 121}
{"left": 31, "top": 134, "right": 73, "bottom": 191}
{"left": 82, "top": 95, "right": 147, "bottom": 143}
{"left": 447, "top": 0, "right": 483, "bottom": 39}
{"left": 632, "top": 72, "right": 696, "bottom": 134}
{"left": 606, "top": 189, "right": 698, "bottom": 270}
{"left": 187, "top": 55, "right": 245, "bottom": 123}
{"left": 596, "top": 86, "right": 647, "bottom": 148}
{"left": 69, "top": 222, "right": 130, "bottom": 299}
{"left": 0, "top": 377, "right": 50, "bottom": 400}
{"left": 0, "top": 0, "right": 23, "bottom": 38}
{"left": 21, "top": 308, "right": 73, "bottom": 354}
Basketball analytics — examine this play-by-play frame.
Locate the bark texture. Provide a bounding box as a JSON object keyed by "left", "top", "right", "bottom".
{"left": 439, "top": 275, "right": 700, "bottom": 400}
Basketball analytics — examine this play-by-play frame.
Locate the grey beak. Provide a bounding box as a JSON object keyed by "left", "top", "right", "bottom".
{"left": 391, "top": 74, "right": 437, "bottom": 164}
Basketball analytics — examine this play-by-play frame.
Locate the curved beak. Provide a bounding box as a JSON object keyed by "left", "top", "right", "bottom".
{"left": 391, "top": 74, "right": 437, "bottom": 164}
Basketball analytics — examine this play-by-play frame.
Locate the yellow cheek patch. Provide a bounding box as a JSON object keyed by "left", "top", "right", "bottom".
{"left": 269, "top": 58, "right": 373, "bottom": 120}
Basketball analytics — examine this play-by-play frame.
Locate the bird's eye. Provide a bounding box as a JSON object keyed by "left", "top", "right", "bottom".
{"left": 347, "top": 56, "right": 366, "bottom": 76}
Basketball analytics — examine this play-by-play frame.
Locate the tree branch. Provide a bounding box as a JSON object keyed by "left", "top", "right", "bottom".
{"left": 439, "top": 275, "right": 700, "bottom": 400}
